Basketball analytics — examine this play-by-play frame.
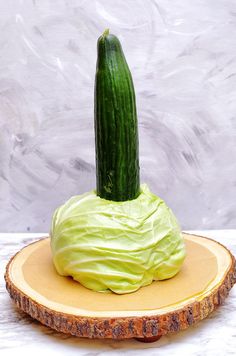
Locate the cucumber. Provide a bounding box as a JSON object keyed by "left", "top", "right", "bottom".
{"left": 95, "top": 29, "right": 140, "bottom": 201}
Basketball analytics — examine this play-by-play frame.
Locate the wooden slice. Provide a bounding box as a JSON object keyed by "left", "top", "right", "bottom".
{"left": 5, "top": 233, "right": 236, "bottom": 340}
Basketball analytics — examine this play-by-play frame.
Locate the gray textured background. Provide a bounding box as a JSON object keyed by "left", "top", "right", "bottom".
{"left": 0, "top": 0, "right": 235, "bottom": 232}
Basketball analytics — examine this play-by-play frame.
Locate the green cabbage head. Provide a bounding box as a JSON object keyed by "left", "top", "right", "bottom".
{"left": 50, "top": 184, "right": 186, "bottom": 294}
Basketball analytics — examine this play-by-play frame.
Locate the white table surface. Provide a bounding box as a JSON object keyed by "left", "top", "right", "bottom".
{"left": 1, "top": 230, "right": 236, "bottom": 356}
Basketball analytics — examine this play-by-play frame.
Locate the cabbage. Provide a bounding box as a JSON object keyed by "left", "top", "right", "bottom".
{"left": 50, "top": 184, "right": 186, "bottom": 294}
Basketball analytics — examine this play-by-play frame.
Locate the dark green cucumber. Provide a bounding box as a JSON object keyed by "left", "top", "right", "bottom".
{"left": 95, "top": 29, "right": 140, "bottom": 201}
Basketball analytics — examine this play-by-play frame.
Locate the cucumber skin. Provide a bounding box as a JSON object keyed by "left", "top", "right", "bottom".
{"left": 95, "top": 33, "right": 140, "bottom": 201}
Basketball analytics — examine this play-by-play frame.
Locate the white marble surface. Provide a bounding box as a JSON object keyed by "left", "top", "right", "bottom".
{"left": 0, "top": 230, "right": 236, "bottom": 355}
{"left": 0, "top": 1, "right": 236, "bottom": 232}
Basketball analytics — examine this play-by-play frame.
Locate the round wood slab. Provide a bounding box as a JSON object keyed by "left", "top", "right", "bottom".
{"left": 5, "top": 233, "right": 236, "bottom": 341}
